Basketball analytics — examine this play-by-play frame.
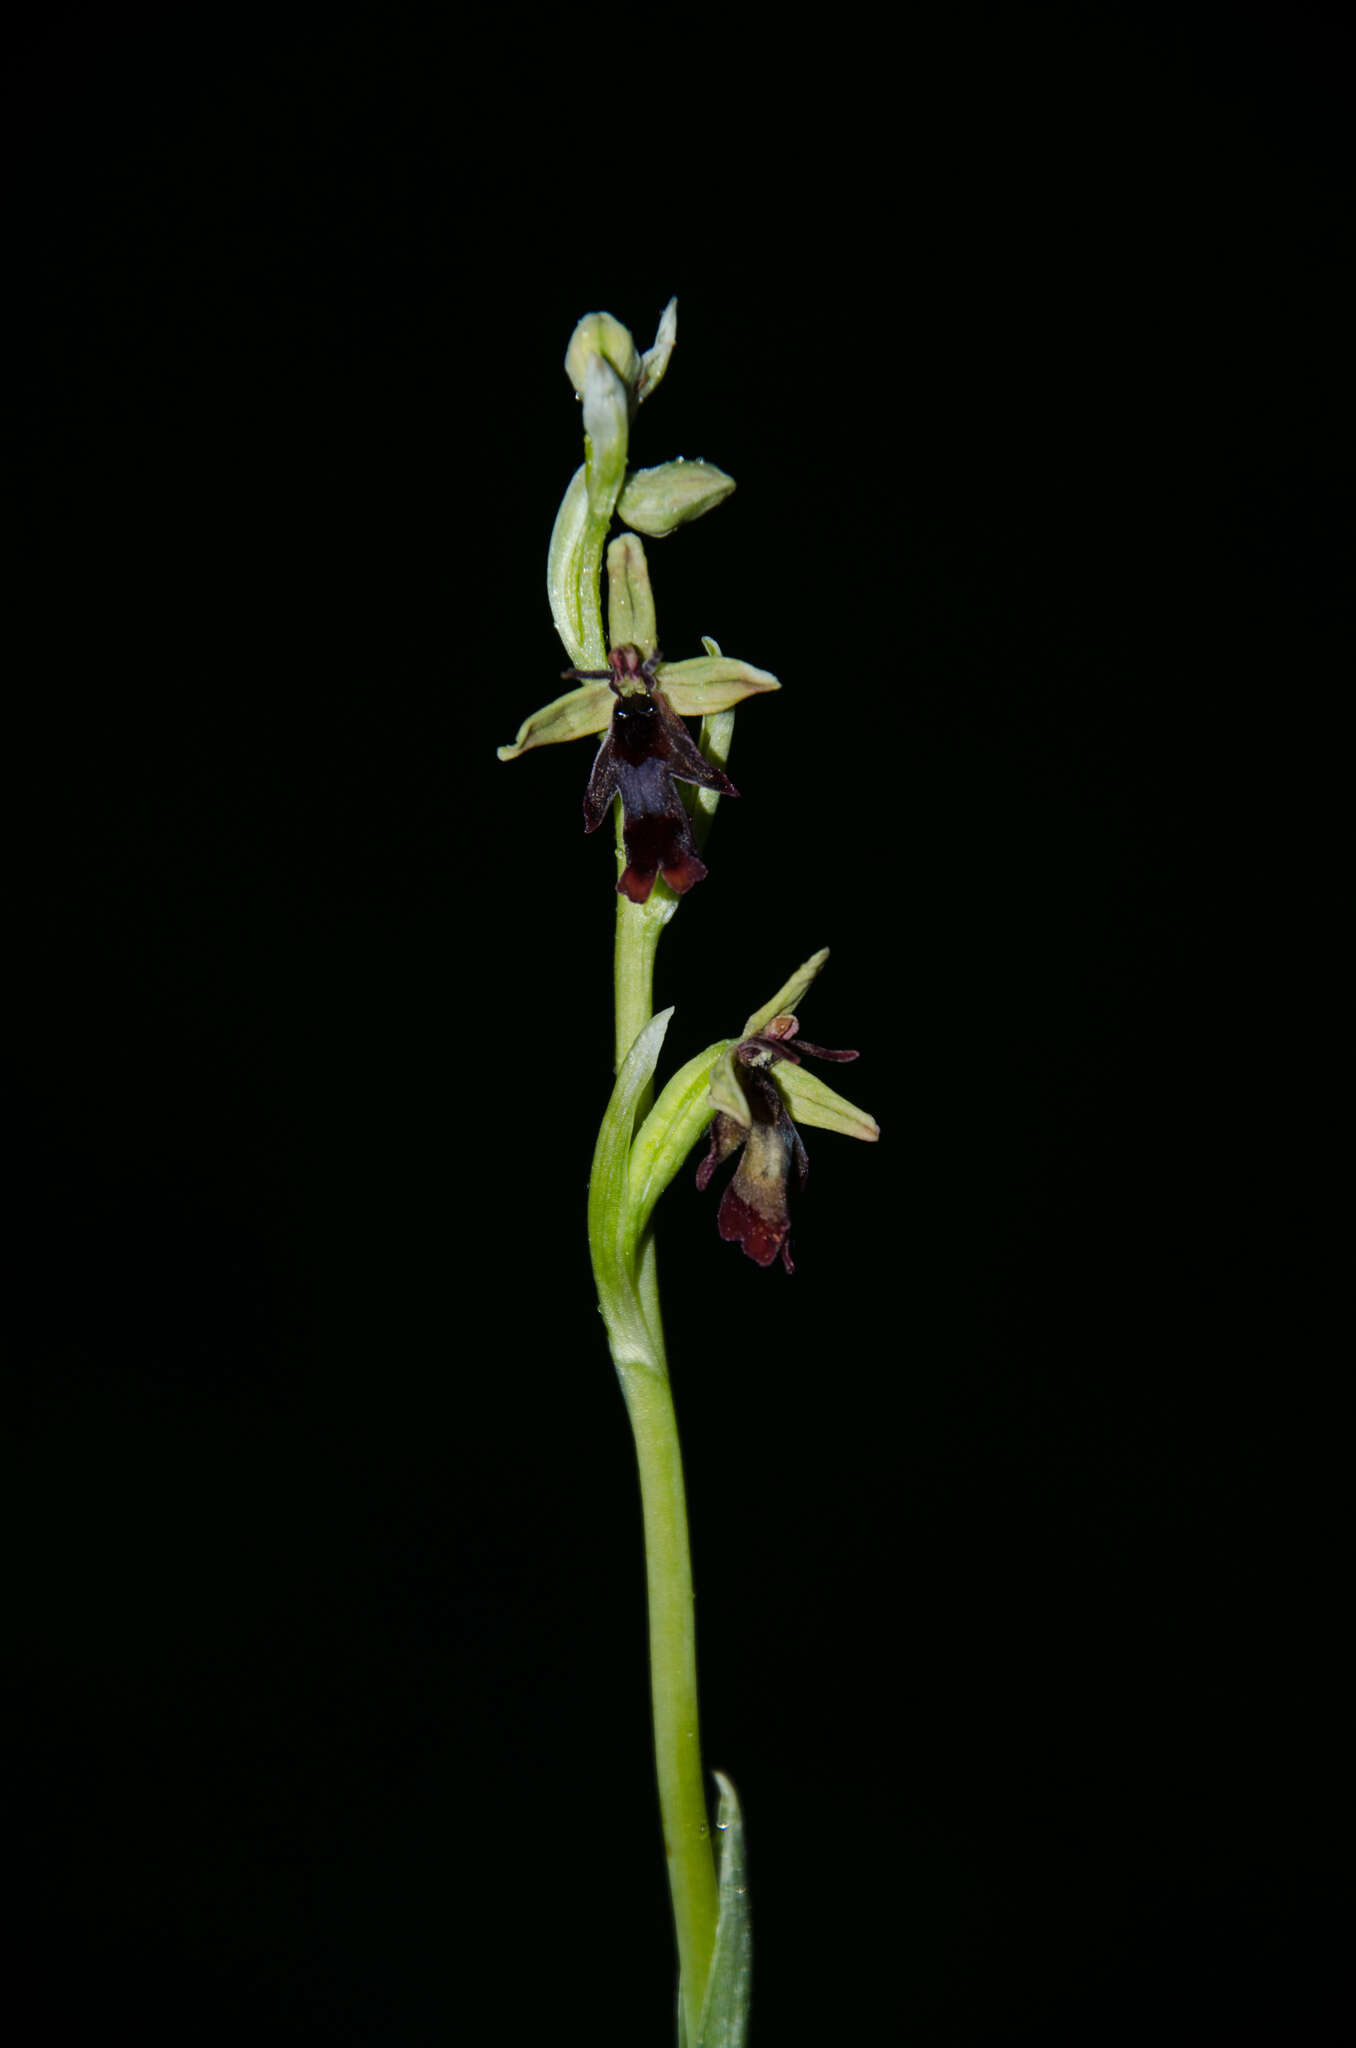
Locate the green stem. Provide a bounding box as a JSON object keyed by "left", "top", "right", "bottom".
{"left": 609, "top": 874, "right": 717, "bottom": 2042}
{"left": 617, "top": 1346, "right": 717, "bottom": 2038}
{"left": 614, "top": 893, "right": 669, "bottom": 1078}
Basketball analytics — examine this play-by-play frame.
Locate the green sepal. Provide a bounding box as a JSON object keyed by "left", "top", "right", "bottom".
{"left": 588, "top": 1007, "right": 675, "bottom": 1368}
{"left": 627, "top": 1039, "right": 736, "bottom": 1250}
{"left": 657, "top": 655, "right": 780, "bottom": 717}
{"left": 496, "top": 678, "right": 612, "bottom": 761}
{"left": 497, "top": 643, "right": 776, "bottom": 763}
{"left": 741, "top": 948, "right": 830, "bottom": 1039}
{"left": 606, "top": 533, "right": 658, "bottom": 660}
{"left": 774, "top": 1061, "right": 880, "bottom": 1141}
{"left": 705, "top": 948, "right": 880, "bottom": 1138}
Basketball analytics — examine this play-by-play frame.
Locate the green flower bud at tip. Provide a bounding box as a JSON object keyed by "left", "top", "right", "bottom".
{"left": 618, "top": 459, "right": 735, "bottom": 538}
{"left": 564, "top": 311, "right": 641, "bottom": 401}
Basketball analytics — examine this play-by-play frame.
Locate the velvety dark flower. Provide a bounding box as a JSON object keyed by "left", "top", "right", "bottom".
{"left": 696, "top": 1014, "right": 863, "bottom": 1273}
{"left": 497, "top": 635, "right": 778, "bottom": 902}
{"left": 575, "top": 643, "right": 738, "bottom": 903}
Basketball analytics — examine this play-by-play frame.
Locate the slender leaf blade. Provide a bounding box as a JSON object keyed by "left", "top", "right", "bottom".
{"left": 696, "top": 1772, "right": 752, "bottom": 2047}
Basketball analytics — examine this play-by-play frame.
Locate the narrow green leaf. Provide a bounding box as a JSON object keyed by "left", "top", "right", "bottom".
{"left": 696, "top": 1772, "right": 753, "bottom": 2047}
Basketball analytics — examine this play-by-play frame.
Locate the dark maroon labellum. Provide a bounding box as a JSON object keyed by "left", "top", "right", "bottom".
{"left": 571, "top": 646, "right": 737, "bottom": 902}
{"left": 696, "top": 1029, "right": 861, "bottom": 1273}
{"left": 697, "top": 1067, "right": 808, "bottom": 1272}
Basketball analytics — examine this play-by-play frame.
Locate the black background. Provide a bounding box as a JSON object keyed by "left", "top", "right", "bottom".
{"left": 7, "top": 13, "right": 1346, "bottom": 2044}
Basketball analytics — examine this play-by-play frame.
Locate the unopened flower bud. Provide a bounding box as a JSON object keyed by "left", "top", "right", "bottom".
{"left": 564, "top": 312, "right": 642, "bottom": 404}
{"left": 618, "top": 458, "right": 736, "bottom": 538}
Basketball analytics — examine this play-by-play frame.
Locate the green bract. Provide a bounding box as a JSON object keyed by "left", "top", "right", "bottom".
{"left": 629, "top": 1039, "right": 738, "bottom": 1248}
{"left": 588, "top": 1007, "right": 677, "bottom": 1370}
{"left": 545, "top": 465, "right": 603, "bottom": 670}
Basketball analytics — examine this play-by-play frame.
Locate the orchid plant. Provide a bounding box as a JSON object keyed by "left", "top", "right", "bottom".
{"left": 498, "top": 302, "right": 880, "bottom": 2046}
